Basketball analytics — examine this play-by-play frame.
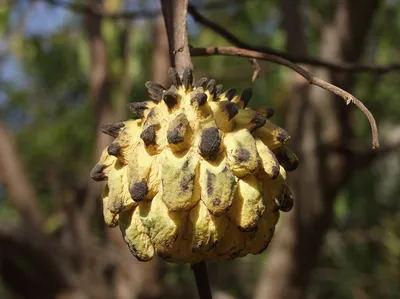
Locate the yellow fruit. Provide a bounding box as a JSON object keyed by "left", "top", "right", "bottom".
{"left": 227, "top": 174, "right": 264, "bottom": 232}
{"left": 119, "top": 207, "right": 155, "bottom": 262}
{"left": 91, "top": 68, "right": 297, "bottom": 263}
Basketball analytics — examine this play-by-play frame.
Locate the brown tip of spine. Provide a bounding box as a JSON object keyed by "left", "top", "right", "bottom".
{"left": 278, "top": 187, "right": 294, "bottom": 212}
{"left": 163, "top": 89, "right": 179, "bottom": 109}
{"left": 199, "top": 127, "right": 221, "bottom": 159}
{"left": 145, "top": 81, "right": 165, "bottom": 102}
{"left": 215, "top": 84, "right": 223, "bottom": 97}
{"left": 129, "top": 179, "right": 148, "bottom": 202}
{"left": 168, "top": 67, "right": 181, "bottom": 87}
{"left": 182, "top": 68, "right": 193, "bottom": 90}
{"left": 167, "top": 113, "right": 189, "bottom": 145}
{"left": 140, "top": 124, "right": 157, "bottom": 146}
{"left": 107, "top": 142, "right": 121, "bottom": 157}
{"left": 194, "top": 77, "right": 208, "bottom": 89}
{"left": 101, "top": 122, "right": 125, "bottom": 138}
{"left": 271, "top": 164, "right": 280, "bottom": 180}
{"left": 128, "top": 102, "right": 148, "bottom": 118}
{"left": 224, "top": 88, "right": 237, "bottom": 101}
{"left": 90, "top": 164, "right": 107, "bottom": 181}
{"left": 249, "top": 114, "right": 267, "bottom": 133}
{"left": 240, "top": 88, "right": 253, "bottom": 108}
{"left": 277, "top": 130, "right": 291, "bottom": 144}
{"left": 225, "top": 102, "right": 239, "bottom": 120}
{"left": 206, "top": 79, "right": 216, "bottom": 96}
{"left": 255, "top": 107, "right": 275, "bottom": 119}
{"left": 275, "top": 146, "right": 299, "bottom": 171}
{"left": 192, "top": 92, "right": 208, "bottom": 106}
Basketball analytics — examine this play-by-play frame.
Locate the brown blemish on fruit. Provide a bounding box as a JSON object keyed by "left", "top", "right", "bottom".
{"left": 129, "top": 179, "right": 148, "bottom": 202}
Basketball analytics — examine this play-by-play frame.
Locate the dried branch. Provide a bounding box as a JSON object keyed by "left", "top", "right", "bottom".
{"left": 188, "top": 4, "right": 400, "bottom": 74}
{"left": 191, "top": 46, "right": 379, "bottom": 149}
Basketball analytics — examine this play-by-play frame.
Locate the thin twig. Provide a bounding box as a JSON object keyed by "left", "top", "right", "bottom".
{"left": 188, "top": 4, "right": 400, "bottom": 74}
{"left": 191, "top": 262, "right": 213, "bottom": 299}
{"left": 249, "top": 58, "right": 261, "bottom": 83}
{"left": 191, "top": 46, "right": 379, "bottom": 149}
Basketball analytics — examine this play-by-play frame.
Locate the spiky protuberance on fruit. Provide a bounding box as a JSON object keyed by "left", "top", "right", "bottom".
{"left": 91, "top": 68, "right": 298, "bottom": 263}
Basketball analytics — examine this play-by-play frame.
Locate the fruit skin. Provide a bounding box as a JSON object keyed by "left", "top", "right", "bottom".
{"left": 160, "top": 149, "right": 200, "bottom": 212}
{"left": 227, "top": 174, "right": 265, "bottom": 232}
{"left": 119, "top": 207, "right": 155, "bottom": 262}
{"left": 91, "top": 68, "right": 297, "bottom": 263}
{"left": 199, "top": 157, "right": 237, "bottom": 216}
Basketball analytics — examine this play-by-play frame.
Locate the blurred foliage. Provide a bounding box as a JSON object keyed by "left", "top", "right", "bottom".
{"left": 0, "top": 1, "right": 399, "bottom": 299}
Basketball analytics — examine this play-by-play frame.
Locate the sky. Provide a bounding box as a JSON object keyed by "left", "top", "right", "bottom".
{"left": 0, "top": 0, "right": 202, "bottom": 87}
{"left": 0, "top": 1, "right": 69, "bottom": 85}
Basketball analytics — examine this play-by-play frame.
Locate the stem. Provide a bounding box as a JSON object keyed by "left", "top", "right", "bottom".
{"left": 159, "top": 1, "right": 211, "bottom": 297}
{"left": 160, "top": 0, "right": 193, "bottom": 75}
{"left": 191, "top": 262, "right": 213, "bottom": 299}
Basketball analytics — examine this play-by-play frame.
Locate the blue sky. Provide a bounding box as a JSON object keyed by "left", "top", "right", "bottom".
{"left": 1, "top": 1, "right": 69, "bottom": 84}
{"left": 0, "top": 0, "right": 199, "bottom": 86}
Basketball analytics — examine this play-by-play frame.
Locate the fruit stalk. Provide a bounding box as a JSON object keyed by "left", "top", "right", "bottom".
{"left": 191, "top": 262, "right": 213, "bottom": 299}
{"left": 161, "top": 1, "right": 212, "bottom": 298}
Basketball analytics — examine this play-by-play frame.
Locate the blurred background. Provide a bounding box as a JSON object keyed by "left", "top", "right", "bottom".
{"left": 0, "top": 0, "right": 400, "bottom": 298}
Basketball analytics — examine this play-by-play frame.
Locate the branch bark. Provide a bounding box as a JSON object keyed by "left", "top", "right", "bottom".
{"left": 161, "top": 0, "right": 193, "bottom": 75}
{"left": 191, "top": 262, "right": 213, "bottom": 299}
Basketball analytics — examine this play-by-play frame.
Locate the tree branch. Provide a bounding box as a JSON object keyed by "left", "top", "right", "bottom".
{"left": 191, "top": 262, "right": 213, "bottom": 299}
{"left": 161, "top": 0, "right": 193, "bottom": 75}
{"left": 160, "top": 1, "right": 211, "bottom": 299}
{"left": 188, "top": 4, "right": 400, "bottom": 74}
{"left": 191, "top": 46, "right": 379, "bottom": 149}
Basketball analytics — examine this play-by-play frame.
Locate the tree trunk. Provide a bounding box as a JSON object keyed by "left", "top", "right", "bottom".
{"left": 0, "top": 121, "right": 42, "bottom": 229}
{"left": 84, "top": 2, "right": 146, "bottom": 298}
{"left": 254, "top": 1, "right": 379, "bottom": 299}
